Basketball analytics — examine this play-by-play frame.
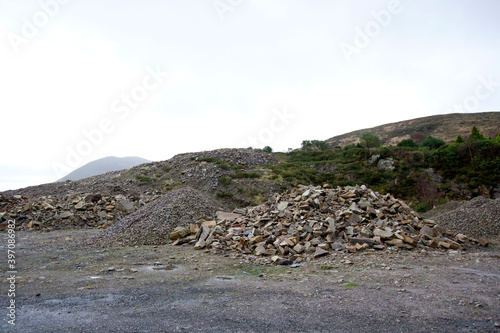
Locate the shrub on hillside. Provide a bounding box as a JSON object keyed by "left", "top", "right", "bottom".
{"left": 397, "top": 138, "right": 418, "bottom": 148}
{"left": 420, "top": 136, "right": 445, "bottom": 149}
{"left": 263, "top": 146, "right": 273, "bottom": 153}
{"left": 359, "top": 132, "right": 381, "bottom": 149}
{"left": 301, "top": 140, "right": 330, "bottom": 151}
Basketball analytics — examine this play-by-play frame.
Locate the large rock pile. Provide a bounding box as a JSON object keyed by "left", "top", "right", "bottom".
{"left": 88, "top": 187, "right": 227, "bottom": 247}
{"left": 0, "top": 193, "right": 151, "bottom": 231}
{"left": 430, "top": 196, "right": 500, "bottom": 240}
{"left": 0, "top": 148, "right": 278, "bottom": 232}
{"left": 154, "top": 148, "right": 278, "bottom": 192}
{"left": 171, "top": 185, "right": 488, "bottom": 264}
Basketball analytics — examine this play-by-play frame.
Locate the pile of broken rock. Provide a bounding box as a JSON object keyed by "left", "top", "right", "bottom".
{"left": 0, "top": 193, "right": 153, "bottom": 231}
{"left": 170, "top": 184, "right": 488, "bottom": 265}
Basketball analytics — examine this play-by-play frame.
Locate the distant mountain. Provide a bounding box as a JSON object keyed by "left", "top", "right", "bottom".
{"left": 58, "top": 156, "right": 151, "bottom": 182}
{"left": 325, "top": 112, "right": 500, "bottom": 147}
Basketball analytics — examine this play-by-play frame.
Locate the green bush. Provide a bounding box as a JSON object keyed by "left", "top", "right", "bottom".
{"left": 468, "top": 125, "right": 485, "bottom": 142}
{"left": 136, "top": 174, "right": 152, "bottom": 182}
{"left": 263, "top": 146, "right": 273, "bottom": 153}
{"left": 216, "top": 191, "right": 233, "bottom": 198}
{"left": 164, "top": 179, "right": 183, "bottom": 190}
{"left": 301, "top": 140, "right": 330, "bottom": 151}
{"left": 428, "top": 137, "right": 500, "bottom": 185}
{"left": 420, "top": 136, "right": 445, "bottom": 149}
{"left": 415, "top": 202, "right": 431, "bottom": 213}
{"left": 230, "top": 171, "right": 261, "bottom": 179}
{"left": 220, "top": 176, "right": 232, "bottom": 185}
{"left": 397, "top": 139, "right": 418, "bottom": 148}
{"left": 360, "top": 132, "right": 381, "bottom": 149}
{"left": 199, "top": 157, "right": 218, "bottom": 163}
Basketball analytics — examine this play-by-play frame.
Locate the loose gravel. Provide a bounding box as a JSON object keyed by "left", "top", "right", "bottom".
{"left": 88, "top": 187, "right": 226, "bottom": 247}
{"left": 431, "top": 197, "right": 500, "bottom": 240}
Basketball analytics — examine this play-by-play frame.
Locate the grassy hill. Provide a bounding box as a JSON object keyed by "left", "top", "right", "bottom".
{"left": 325, "top": 112, "right": 500, "bottom": 147}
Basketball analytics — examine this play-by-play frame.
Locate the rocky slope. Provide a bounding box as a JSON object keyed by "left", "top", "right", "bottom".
{"left": 325, "top": 112, "right": 500, "bottom": 147}
{"left": 0, "top": 148, "right": 281, "bottom": 231}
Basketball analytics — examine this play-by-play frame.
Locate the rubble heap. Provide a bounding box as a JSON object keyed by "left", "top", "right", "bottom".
{"left": 88, "top": 187, "right": 226, "bottom": 247}
{"left": 171, "top": 185, "right": 488, "bottom": 264}
{"left": 0, "top": 193, "right": 153, "bottom": 231}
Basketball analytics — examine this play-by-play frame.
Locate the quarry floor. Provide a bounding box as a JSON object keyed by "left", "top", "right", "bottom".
{"left": 1, "top": 230, "right": 499, "bottom": 333}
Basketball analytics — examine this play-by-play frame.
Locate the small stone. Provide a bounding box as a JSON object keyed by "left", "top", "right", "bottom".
{"left": 313, "top": 247, "right": 329, "bottom": 258}
{"left": 216, "top": 211, "right": 240, "bottom": 222}
{"left": 477, "top": 238, "right": 489, "bottom": 247}
{"left": 277, "top": 201, "right": 289, "bottom": 211}
{"left": 255, "top": 245, "right": 267, "bottom": 256}
{"left": 74, "top": 201, "right": 86, "bottom": 210}
{"left": 374, "top": 227, "right": 393, "bottom": 239}
{"left": 107, "top": 267, "right": 115, "bottom": 271}
{"left": 201, "top": 220, "right": 216, "bottom": 227}
{"left": 249, "top": 235, "right": 264, "bottom": 244}
{"left": 419, "top": 225, "right": 434, "bottom": 237}
{"left": 116, "top": 199, "right": 135, "bottom": 214}
{"left": 170, "top": 227, "right": 190, "bottom": 240}
{"left": 293, "top": 243, "right": 305, "bottom": 253}
{"left": 194, "top": 226, "right": 210, "bottom": 249}
{"left": 59, "top": 211, "right": 73, "bottom": 219}
{"left": 332, "top": 243, "right": 346, "bottom": 251}
{"left": 385, "top": 239, "right": 403, "bottom": 246}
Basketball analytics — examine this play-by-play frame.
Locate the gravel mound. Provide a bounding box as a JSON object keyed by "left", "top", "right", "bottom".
{"left": 173, "top": 148, "right": 277, "bottom": 167}
{"left": 431, "top": 196, "right": 500, "bottom": 240}
{"left": 421, "top": 201, "right": 463, "bottom": 220}
{"left": 88, "top": 187, "right": 225, "bottom": 247}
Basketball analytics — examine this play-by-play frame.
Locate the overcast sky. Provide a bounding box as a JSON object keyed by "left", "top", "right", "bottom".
{"left": 0, "top": 0, "right": 499, "bottom": 191}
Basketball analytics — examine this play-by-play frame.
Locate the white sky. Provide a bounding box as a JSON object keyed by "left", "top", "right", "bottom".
{"left": 0, "top": 0, "right": 499, "bottom": 191}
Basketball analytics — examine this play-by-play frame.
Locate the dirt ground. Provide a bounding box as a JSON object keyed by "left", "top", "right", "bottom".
{"left": 1, "top": 230, "right": 499, "bottom": 333}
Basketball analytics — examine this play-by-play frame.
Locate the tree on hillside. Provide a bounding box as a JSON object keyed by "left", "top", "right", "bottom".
{"left": 263, "top": 146, "right": 273, "bottom": 153}
{"left": 468, "top": 126, "right": 485, "bottom": 142}
{"left": 454, "top": 135, "right": 465, "bottom": 144}
{"left": 420, "top": 136, "right": 445, "bottom": 149}
{"left": 301, "top": 140, "right": 312, "bottom": 150}
{"left": 359, "top": 132, "right": 381, "bottom": 149}
{"left": 397, "top": 138, "right": 418, "bottom": 148}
